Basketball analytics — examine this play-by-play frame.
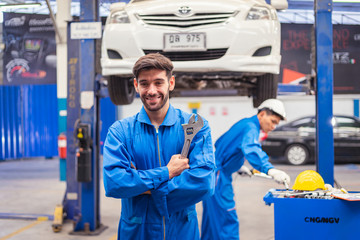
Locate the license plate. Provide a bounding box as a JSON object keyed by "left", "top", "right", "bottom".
{"left": 163, "top": 33, "right": 206, "bottom": 52}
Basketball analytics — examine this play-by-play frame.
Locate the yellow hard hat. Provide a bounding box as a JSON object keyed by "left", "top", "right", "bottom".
{"left": 292, "top": 170, "right": 326, "bottom": 191}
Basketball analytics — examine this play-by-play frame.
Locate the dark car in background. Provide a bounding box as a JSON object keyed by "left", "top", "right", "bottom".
{"left": 261, "top": 115, "right": 360, "bottom": 165}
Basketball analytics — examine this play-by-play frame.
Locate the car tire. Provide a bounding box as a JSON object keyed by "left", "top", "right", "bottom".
{"left": 252, "top": 73, "right": 278, "bottom": 108}
{"left": 285, "top": 144, "right": 309, "bottom": 165}
{"left": 108, "top": 76, "right": 136, "bottom": 105}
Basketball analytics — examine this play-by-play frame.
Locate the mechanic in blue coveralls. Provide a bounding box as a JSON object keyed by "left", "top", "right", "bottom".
{"left": 103, "top": 53, "right": 215, "bottom": 240}
{"left": 201, "top": 99, "right": 291, "bottom": 240}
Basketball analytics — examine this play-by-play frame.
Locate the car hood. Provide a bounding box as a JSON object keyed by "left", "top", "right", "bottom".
{"left": 124, "top": 0, "right": 266, "bottom": 14}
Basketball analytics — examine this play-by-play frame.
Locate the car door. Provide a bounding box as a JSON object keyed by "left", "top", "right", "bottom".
{"left": 333, "top": 116, "right": 360, "bottom": 159}
{"left": 289, "top": 117, "right": 316, "bottom": 149}
{"left": 281, "top": 116, "right": 316, "bottom": 157}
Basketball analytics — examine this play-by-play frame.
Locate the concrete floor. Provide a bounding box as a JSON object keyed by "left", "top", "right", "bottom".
{"left": 1, "top": 158, "right": 360, "bottom": 240}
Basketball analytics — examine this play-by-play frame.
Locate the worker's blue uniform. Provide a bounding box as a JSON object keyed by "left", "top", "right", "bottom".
{"left": 201, "top": 115, "right": 274, "bottom": 240}
{"left": 103, "top": 105, "right": 215, "bottom": 240}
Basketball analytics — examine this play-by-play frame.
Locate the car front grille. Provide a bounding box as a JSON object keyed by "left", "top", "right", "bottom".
{"left": 137, "top": 12, "right": 235, "bottom": 28}
{"left": 143, "top": 49, "right": 228, "bottom": 61}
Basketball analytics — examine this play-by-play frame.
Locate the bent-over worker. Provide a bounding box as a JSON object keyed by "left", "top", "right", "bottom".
{"left": 201, "top": 98, "right": 290, "bottom": 240}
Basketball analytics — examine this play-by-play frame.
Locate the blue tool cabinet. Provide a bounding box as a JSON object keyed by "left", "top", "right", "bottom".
{"left": 264, "top": 192, "right": 360, "bottom": 240}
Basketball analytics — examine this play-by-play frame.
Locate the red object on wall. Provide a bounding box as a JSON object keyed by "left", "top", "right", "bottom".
{"left": 209, "top": 107, "right": 216, "bottom": 116}
{"left": 58, "top": 134, "right": 67, "bottom": 159}
{"left": 222, "top": 107, "right": 228, "bottom": 116}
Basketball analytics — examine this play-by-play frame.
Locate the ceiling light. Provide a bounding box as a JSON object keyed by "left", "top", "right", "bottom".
{"left": 0, "top": 3, "right": 42, "bottom": 10}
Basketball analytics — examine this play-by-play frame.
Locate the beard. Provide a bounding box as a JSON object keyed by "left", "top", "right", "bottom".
{"left": 141, "top": 89, "right": 170, "bottom": 112}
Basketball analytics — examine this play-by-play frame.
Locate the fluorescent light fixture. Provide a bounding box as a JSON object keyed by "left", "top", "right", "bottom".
{"left": 0, "top": 3, "right": 42, "bottom": 10}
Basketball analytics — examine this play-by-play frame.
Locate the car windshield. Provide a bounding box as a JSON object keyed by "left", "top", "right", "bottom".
{"left": 289, "top": 117, "right": 315, "bottom": 128}
{"left": 131, "top": 0, "right": 170, "bottom": 2}
{"left": 130, "top": 0, "right": 148, "bottom": 3}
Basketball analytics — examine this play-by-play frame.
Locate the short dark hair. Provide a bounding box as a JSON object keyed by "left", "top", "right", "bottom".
{"left": 258, "top": 108, "right": 284, "bottom": 120}
{"left": 132, "top": 53, "right": 174, "bottom": 80}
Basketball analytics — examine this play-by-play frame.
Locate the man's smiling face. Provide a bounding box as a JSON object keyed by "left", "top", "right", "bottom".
{"left": 134, "top": 68, "right": 175, "bottom": 112}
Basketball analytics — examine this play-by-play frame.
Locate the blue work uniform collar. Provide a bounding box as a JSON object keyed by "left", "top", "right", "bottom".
{"left": 251, "top": 114, "right": 261, "bottom": 130}
{"left": 138, "top": 104, "right": 177, "bottom": 126}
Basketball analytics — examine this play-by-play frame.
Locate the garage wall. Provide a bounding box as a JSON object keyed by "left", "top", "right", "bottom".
{"left": 117, "top": 95, "right": 360, "bottom": 142}
{"left": 0, "top": 84, "right": 58, "bottom": 160}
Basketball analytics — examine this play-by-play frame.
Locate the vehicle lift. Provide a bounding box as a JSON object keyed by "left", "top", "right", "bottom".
{"left": 53, "top": 0, "right": 108, "bottom": 235}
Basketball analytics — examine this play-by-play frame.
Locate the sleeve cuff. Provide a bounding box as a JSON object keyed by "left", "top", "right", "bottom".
{"left": 265, "top": 166, "right": 274, "bottom": 174}
{"left": 153, "top": 166, "right": 169, "bottom": 189}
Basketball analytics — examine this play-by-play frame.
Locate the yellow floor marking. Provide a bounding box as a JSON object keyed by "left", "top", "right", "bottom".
{"left": 109, "top": 234, "right": 117, "bottom": 240}
{"left": 0, "top": 217, "right": 47, "bottom": 240}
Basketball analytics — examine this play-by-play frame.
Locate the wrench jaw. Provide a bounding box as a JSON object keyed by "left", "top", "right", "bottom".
{"left": 188, "top": 114, "right": 196, "bottom": 124}
{"left": 180, "top": 114, "right": 204, "bottom": 158}
{"left": 194, "top": 115, "right": 204, "bottom": 132}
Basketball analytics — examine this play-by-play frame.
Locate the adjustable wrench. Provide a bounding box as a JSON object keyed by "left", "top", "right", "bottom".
{"left": 180, "top": 114, "right": 204, "bottom": 158}
{"left": 238, "top": 168, "right": 289, "bottom": 190}
{"left": 252, "top": 169, "right": 289, "bottom": 189}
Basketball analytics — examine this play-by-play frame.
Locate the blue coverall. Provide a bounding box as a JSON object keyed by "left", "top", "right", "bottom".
{"left": 103, "top": 105, "right": 215, "bottom": 240}
{"left": 201, "top": 115, "right": 274, "bottom": 240}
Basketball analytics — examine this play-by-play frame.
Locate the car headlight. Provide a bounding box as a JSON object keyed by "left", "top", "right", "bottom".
{"left": 109, "top": 10, "right": 130, "bottom": 24}
{"left": 246, "top": 6, "right": 273, "bottom": 20}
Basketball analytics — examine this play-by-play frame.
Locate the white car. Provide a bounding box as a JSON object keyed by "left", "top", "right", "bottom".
{"left": 101, "top": 0, "right": 288, "bottom": 106}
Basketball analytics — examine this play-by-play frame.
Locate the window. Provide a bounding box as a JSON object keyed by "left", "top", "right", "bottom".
{"left": 335, "top": 116, "right": 360, "bottom": 128}
{"left": 290, "top": 117, "right": 315, "bottom": 128}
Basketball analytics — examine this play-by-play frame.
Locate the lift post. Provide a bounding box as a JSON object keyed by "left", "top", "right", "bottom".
{"left": 63, "top": 0, "right": 106, "bottom": 235}
{"left": 314, "top": 0, "right": 334, "bottom": 185}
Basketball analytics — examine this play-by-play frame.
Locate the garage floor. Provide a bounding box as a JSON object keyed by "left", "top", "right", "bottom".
{"left": 1, "top": 158, "right": 360, "bottom": 240}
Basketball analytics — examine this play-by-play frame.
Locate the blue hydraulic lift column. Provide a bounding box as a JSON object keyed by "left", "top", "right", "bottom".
{"left": 314, "top": 0, "right": 334, "bottom": 185}
{"left": 74, "top": 0, "right": 102, "bottom": 232}
{"left": 64, "top": 0, "right": 106, "bottom": 234}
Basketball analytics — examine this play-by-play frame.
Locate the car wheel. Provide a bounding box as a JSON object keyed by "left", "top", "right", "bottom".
{"left": 285, "top": 144, "right": 309, "bottom": 165}
{"left": 252, "top": 73, "right": 278, "bottom": 108}
{"left": 107, "top": 76, "right": 136, "bottom": 105}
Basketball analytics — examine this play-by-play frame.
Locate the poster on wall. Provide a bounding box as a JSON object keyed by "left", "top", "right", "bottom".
{"left": 332, "top": 24, "right": 360, "bottom": 94}
{"left": 2, "top": 12, "right": 56, "bottom": 85}
{"left": 280, "top": 23, "right": 360, "bottom": 94}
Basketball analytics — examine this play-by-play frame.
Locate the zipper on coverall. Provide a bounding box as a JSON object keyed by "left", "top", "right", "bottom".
{"left": 155, "top": 127, "right": 166, "bottom": 240}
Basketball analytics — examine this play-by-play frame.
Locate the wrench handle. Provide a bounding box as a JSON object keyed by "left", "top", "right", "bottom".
{"left": 180, "top": 139, "right": 191, "bottom": 158}
{"left": 284, "top": 180, "right": 289, "bottom": 190}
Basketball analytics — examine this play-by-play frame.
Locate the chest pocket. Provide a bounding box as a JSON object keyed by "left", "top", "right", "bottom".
{"left": 131, "top": 126, "right": 158, "bottom": 169}
{"left": 154, "top": 126, "right": 183, "bottom": 166}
